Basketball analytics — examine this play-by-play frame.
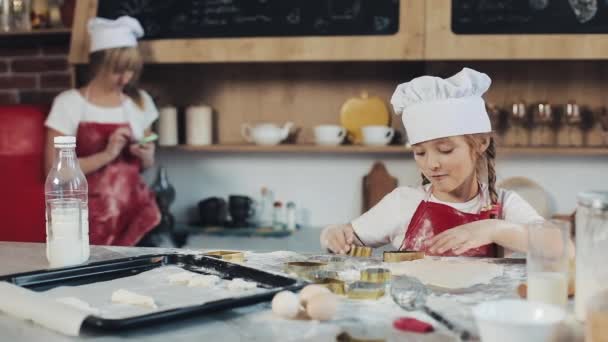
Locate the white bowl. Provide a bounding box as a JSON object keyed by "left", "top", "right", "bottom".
{"left": 472, "top": 300, "right": 566, "bottom": 342}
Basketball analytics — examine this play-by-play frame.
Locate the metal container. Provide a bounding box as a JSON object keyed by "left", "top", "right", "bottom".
{"left": 575, "top": 191, "right": 608, "bottom": 321}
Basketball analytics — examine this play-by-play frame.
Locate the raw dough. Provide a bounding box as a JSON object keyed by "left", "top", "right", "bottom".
{"left": 188, "top": 275, "right": 220, "bottom": 288}
{"left": 111, "top": 289, "right": 157, "bottom": 309}
{"left": 167, "top": 271, "right": 196, "bottom": 285}
{"left": 227, "top": 278, "right": 257, "bottom": 291}
{"left": 388, "top": 259, "right": 504, "bottom": 289}
{"left": 56, "top": 297, "right": 100, "bottom": 315}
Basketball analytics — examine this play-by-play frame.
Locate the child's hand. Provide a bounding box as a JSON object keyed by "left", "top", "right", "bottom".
{"left": 320, "top": 224, "right": 358, "bottom": 255}
{"left": 129, "top": 142, "right": 155, "bottom": 169}
{"left": 427, "top": 221, "right": 496, "bottom": 255}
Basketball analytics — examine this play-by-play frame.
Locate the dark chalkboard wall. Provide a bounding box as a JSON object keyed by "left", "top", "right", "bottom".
{"left": 452, "top": 0, "right": 608, "bottom": 34}
{"left": 97, "top": 0, "right": 400, "bottom": 39}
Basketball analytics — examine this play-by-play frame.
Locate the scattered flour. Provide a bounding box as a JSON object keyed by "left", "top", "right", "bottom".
{"left": 227, "top": 278, "right": 258, "bottom": 291}
{"left": 188, "top": 275, "right": 220, "bottom": 288}
{"left": 167, "top": 271, "right": 197, "bottom": 285}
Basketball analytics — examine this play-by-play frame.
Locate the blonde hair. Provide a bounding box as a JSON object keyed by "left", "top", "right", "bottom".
{"left": 420, "top": 133, "right": 498, "bottom": 205}
{"left": 87, "top": 47, "right": 144, "bottom": 109}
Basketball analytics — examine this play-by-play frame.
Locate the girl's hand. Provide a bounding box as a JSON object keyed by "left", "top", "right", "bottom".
{"left": 129, "top": 142, "right": 155, "bottom": 169}
{"left": 320, "top": 224, "right": 358, "bottom": 255}
{"left": 104, "top": 127, "right": 131, "bottom": 161}
{"left": 427, "top": 221, "right": 496, "bottom": 255}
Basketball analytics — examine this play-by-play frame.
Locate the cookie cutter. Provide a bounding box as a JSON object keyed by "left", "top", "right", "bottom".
{"left": 360, "top": 267, "right": 391, "bottom": 284}
{"left": 383, "top": 250, "right": 425, "bottom": 263}
{"left": 204, "top": 250, "right": 245, "bottom": 262}
{"left": 348, "top": 246, "right": 373, "bottom": 258}
{"left": 346, "top": 281, "right": 385, "bottom": 300}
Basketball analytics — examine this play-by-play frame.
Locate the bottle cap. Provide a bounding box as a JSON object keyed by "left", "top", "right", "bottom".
{"left": 54, "top": 136, "right": 76, "bottom": 147}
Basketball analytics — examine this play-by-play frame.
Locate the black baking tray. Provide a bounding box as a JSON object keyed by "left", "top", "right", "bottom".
{"left": 0, "top": 253, "right": 305, "bottom": 332}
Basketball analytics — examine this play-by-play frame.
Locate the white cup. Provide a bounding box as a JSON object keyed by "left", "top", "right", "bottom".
{"left": 361, "top": 125, "right": 394, "bottom": 146}
{"left": 313, "top": 125, "right": 346, "bottom": 146}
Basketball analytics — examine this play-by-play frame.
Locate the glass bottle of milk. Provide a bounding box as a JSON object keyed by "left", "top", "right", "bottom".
{"left": 45, "top": 136, "right": 89, "bottom": 268}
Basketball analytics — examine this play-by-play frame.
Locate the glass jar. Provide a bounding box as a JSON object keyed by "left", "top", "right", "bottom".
{"left": 575, "top": 191, "right": 608, "bottom": 321}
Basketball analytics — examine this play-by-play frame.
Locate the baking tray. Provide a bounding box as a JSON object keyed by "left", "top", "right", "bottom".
{"left": 0, "top": 253, "right": 305, "bottom": 332}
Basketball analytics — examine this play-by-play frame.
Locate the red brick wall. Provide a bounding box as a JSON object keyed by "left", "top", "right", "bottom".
{"left": 0, "top": 43, "right": 72, "bottom": 105}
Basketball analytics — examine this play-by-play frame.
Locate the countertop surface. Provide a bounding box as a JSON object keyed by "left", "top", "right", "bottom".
{"left": 0, "top": 242, "right": 583, "bottom": 341}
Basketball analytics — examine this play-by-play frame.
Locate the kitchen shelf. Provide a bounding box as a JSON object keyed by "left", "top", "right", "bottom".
{"left": 0, "top": 28, "right": 71, "bottom": 36}
{"left": 164, "top": 144, "right": 608, "bottom": 156}
{"left": 173, "top": 144, "right": 410, "bottom": 154}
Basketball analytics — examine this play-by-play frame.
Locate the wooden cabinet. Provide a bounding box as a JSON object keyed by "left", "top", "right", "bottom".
{"left": 69, "top": 0, "right": 425, "bottom": 64}
{"left": 425, "top": 0, "right": 608, "bottom": 60}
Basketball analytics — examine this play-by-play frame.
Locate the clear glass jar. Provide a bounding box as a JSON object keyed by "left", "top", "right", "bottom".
{"left": 575, "top": 191, "right": 608, "bottom": 321}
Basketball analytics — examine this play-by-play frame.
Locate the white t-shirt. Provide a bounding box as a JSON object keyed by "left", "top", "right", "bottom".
{"left": 352, "top": 184, "right": 543, "bottom": 249}
{"left": 45, "top": 89, "right": 159, "bottom": 141}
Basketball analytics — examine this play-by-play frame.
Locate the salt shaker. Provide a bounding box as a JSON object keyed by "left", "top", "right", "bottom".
{"left": 575, "top": 191, "right": 608, "bottom": 321}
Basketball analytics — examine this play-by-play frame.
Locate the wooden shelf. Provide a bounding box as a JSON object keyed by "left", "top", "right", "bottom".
{"left": 0, "top": 28, "right": 71, "bottom": 36}
{"left": 163, "top": 144, "right": 608, "bottom": 156}
{"left": 172, "top": 144, "right": 410, "bottom": 154}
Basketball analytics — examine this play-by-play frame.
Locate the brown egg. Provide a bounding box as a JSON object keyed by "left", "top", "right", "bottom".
{"left": 306, "top": 293, "right": 338, "bottom": 321}
{"left": 271, "top": 291, "right": 301, "bottom": 319}
{"left": 299, "top": 284, "right": 331, "bottom": 307}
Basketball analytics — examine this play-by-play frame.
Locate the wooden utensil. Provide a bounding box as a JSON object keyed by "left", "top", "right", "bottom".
{"left": 362, "top": 161, "right": 398, "bottom": 213}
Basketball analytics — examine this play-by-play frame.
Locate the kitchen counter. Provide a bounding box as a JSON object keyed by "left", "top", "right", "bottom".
{"left": 0, "top": 242, "right": 583, "bottom": 341}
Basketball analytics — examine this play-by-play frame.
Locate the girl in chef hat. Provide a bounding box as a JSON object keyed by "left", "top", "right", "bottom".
{"left": 321, "top": 68, "right": 546, "bottom": 257}
{"left": 44, "top": 16, "right": 161, "bottom": 246}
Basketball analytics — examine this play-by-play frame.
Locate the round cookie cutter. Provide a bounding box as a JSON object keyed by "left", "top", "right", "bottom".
{"left": 347, "top": 281, "right": 385, "bottom": 300}
{"left": 348, "top": 246, "right": 373, "bottom": 258}
{"left": 360, "top": 268, "right": 391, "bottom": 284}
{"left": 284, "top": 261, "right": 327, "bottom": 279}
{"left": 383, "top": 250, "right": 425, "bottom": 263}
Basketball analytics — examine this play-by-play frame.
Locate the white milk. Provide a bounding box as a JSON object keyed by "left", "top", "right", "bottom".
{"left": 46, "top": 237, "right": 84, "bottom": 268}
{"left": 576, "top": 271, "right": 602, "bottom": 320}
{"left": 528, "top": 272, "right": 568, "bottom": 308}
{"left": 46, "top": 203, "right": 86, "bottom": 267}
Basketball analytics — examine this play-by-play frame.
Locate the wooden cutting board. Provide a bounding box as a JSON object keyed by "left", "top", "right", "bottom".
{"left": 362, "top": 161, "right": 398, "bottom": 213}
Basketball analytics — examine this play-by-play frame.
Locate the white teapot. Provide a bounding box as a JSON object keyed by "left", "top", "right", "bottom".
{"left": 241, "top": 122, "right": 294, "bottom": 145}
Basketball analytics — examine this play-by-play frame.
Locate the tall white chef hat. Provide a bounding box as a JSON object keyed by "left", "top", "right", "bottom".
{"left": 88, "top": 16, "right": 144, "bottom": 53}
{"left": 390, "top": 68, "right": 492, "bottom": 145}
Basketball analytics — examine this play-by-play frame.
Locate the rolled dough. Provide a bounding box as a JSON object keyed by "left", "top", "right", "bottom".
{"left": 389, "top": 259, "right": 504, "bottom": 289}
{"left": 111, "top": 289, "right": 157, "bottom": 309}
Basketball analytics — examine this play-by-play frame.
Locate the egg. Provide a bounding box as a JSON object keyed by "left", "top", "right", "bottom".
{"left": 306, "top": 293, "right": 338, "bottom": 321}
{"left": 299, "top": 284, "right": 331, "bottom": 307}
{"left": 271, "top": 291, "right": 301, "bottom": 319}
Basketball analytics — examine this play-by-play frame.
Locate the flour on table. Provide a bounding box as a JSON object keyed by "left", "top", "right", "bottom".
{"left": 167, "top": 271, "right": 197, "bottom": 285}
{"left": 56, "top": 297, "right": 100, "bottom": 315}
{"left": 227, "top": 278, "right": 257, "bottom": 291}
{"left": 188, "top": 275, "right": 220, "bottom": 288}
{"left": 389, "top": 259, "right": 504, "bottom": 289}
{"left": 111, "top": 289, "right": 157, "bottom": 309}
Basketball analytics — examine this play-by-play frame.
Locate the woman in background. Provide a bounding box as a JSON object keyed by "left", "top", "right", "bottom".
{"left": 44, "top": 16, "right": 160, "bottom": 246}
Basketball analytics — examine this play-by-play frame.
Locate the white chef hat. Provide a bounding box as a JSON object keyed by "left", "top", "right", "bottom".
{"left": 88, "top": 16, "right": 144, "bottom": 53}
{"left": 390, "top": 68, "right": 492, "bottom": 145}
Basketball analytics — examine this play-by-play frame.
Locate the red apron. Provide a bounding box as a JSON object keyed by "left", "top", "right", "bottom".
{"left": 400, "top": 186, "right": 501, "bottom": 257}
{"left": 76, "top": 121, "right": 160, "bottom": 246}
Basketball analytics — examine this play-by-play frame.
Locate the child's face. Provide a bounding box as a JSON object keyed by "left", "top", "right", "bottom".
{"left": 412, "top": 136, "right": 478, "bottom": 194}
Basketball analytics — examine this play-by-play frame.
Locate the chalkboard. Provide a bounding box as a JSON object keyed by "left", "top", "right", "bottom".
{"left": 452, "top": 0, "right": 608, "bottom": 34}
{"left": 96, "top": 0, "right": 400, "bottom": 39}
